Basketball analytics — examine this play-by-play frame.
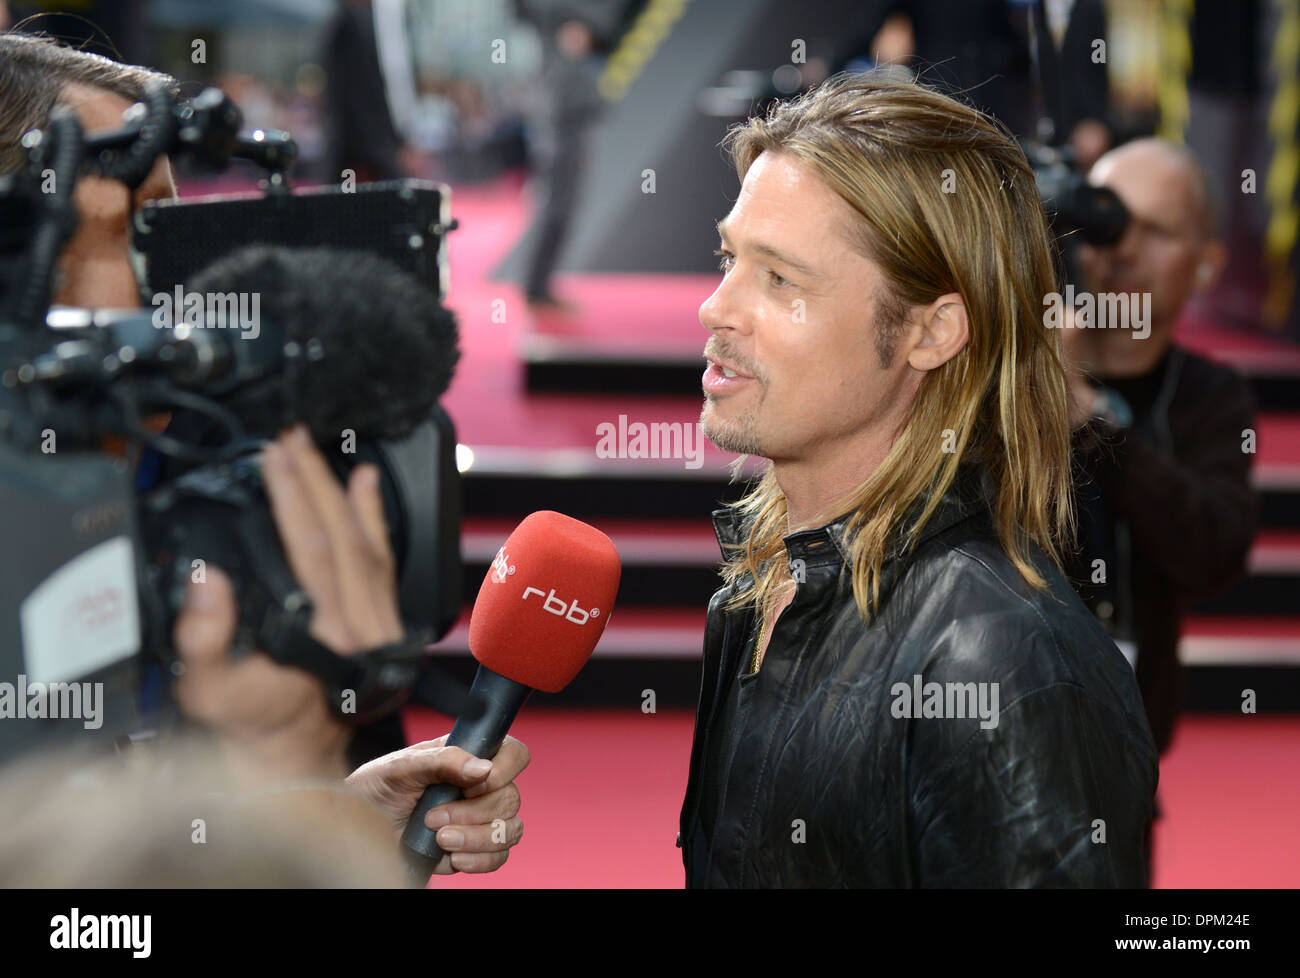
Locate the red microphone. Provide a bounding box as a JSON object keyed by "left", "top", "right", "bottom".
{"left": 400, "top": 511, "right": 620, "bottom": 880}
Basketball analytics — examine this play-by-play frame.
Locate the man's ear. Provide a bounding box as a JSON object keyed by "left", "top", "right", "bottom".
{"left": 1195, "top": 239, "right": 1227, "bottom": 291}
{"left": 906, "top": 292, "right": 968, "bottom": 371}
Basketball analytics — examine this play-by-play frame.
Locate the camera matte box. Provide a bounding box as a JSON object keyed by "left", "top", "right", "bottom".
{"left": 130, "top": 179, "right": 452, "bottom": 300}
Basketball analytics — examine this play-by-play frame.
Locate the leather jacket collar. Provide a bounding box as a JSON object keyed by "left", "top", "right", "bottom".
{"left": 710, "top": 461, "right": 997, "bottom": 570}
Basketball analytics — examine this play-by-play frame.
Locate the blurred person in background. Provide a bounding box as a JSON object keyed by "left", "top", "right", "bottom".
{"left": 851, "top": 0, "right": 1112, "bottom": 171}
{"left": 214, "top": 72, "right": 281, "bottom": 131}
{"left": 1061, "top": 138, "right": 1260, "bottom": 877}
{"left": 322, "top": 0, "right": 425, "bottom": 182}
{"left": 1063, "top": 138, "right": 1259, "bottom": 757}
{"left": 1023, "top": 0, "right": 1112, "bottom": 171}
{"left": 512, "top": 0, "right": 638, "bottom": 310}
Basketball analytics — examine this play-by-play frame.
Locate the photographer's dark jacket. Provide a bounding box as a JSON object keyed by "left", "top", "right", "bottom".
{"left": 1065, "top": 345, "right": 1259, "bottom": 755}
{"left": 678, "top": 463, "right": 1158, "bottom": 888}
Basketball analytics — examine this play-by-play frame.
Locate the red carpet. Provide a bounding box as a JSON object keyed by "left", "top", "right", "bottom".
{"left": 1150, "top": 715, "right": 1300, "bottom": 888}
{"left": 403, "top": 707, "right": 1300, "bottom": 888}
{"left": 404, "top": 706, "right": 694, "bottom": 889}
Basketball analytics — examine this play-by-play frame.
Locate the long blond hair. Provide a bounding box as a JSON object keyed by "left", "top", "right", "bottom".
{"left": 720, "top": 73, "right": 1076, "bottom": 626}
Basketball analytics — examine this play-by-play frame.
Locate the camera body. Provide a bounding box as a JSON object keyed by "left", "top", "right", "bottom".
{"left": 1020, "top": 138, "right": 1130, "bottom": 287}
{"left": 137, "top": 409, "right": 461, "bottom": 721}
{"left": 0, "top": 84, "right": 462, "bottom": 763}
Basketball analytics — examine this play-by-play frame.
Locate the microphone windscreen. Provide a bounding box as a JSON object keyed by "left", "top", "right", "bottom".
{"left": 468, "top": 512, "right": 621, "bottom": 693}
{"left": 186, "top": 244, "right": 460, "bottom": 443}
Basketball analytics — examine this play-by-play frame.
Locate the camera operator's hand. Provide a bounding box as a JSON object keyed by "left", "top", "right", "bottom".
{"left": 260, "top": 424, "right": 405, "bottom": 654}
{"left": 173, "top": 425, "right": 404, "bottom": 784}
{"left": 346, "top": 735, "right": 530, "bottom": 875}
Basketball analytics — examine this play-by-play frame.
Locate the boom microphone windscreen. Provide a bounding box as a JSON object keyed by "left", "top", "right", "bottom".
{"left": 184, "top": 244, "right": 460, "bottom": 444}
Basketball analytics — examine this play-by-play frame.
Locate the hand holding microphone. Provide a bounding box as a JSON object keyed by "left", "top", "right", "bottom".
{"left": 346, "top": 732, "right": 530, "bottom": 875}
{"left": 399, "top": 511, "right": 621, "bottom": 884}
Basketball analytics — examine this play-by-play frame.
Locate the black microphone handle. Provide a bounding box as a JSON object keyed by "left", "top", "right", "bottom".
{"left": 399, "top": 664, "right": 533, "bottom": 884}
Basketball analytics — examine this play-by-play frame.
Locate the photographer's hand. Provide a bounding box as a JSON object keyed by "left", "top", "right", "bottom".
{"left": 173, "top": 424, "right": 403, "bottom": 785}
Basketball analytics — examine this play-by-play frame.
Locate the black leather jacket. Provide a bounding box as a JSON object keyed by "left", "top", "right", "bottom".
{"left": 678, "top": 463, "right": 1158, "bottom": 887}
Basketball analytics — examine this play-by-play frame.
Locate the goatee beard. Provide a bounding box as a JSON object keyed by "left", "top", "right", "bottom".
{"left": 701, "top": 400, "right": 763, "bottom": 456}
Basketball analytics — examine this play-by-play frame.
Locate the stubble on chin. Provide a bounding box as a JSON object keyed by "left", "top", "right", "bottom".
{"left": 700, "top": 396, "right": 763, "bottom": 456}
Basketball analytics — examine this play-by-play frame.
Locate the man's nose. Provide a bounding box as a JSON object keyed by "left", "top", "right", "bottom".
{"left": 699, "top": 272, "right": 747, "bottom": 336}
{"left": 1078, "top": 242, "right": 1113, "bottom": 290}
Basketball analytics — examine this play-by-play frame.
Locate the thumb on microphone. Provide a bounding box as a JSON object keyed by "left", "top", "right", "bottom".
{"left": 347, "top": 734, "right": 530, "bottom": 871}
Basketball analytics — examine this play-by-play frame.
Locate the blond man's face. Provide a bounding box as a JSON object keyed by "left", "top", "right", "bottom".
{"left": 699, "top": 151, "right": 920, "bottom": 465}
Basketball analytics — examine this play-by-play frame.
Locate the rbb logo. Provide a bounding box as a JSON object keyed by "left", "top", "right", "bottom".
{"left": 490, "top": 547, "right": 515, "bottom": 584}
{"left": 522, "top": 587, "right": 600, "bottom": 625}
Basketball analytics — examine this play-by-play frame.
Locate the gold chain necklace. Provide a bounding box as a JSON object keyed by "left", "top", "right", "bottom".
{"left": 748, "top": 577, "right": 796, "bottom": 674}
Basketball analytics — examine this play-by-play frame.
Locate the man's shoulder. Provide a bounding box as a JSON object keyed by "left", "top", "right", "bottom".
{"left": 893, "top": 525, "right": 1131, "bottom": 692}
{"left": 884, "top": 528, "right": 1155, "bottom": 750}
{"left": 1172, "top": 343, "right": 1255, "bottom": 404}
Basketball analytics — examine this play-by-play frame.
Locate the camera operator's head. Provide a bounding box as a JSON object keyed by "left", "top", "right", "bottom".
{"left": 701, "top": 72, "right": 1074, "bottom": 622}
{"left": 0, "top": 34, "right": 381, "bottom": 785}
{"left": 1077, "top": 138, "right": 1227, "bottom": 371}
{"left": 0, "top": 32, "right": 180, "bottom": 308}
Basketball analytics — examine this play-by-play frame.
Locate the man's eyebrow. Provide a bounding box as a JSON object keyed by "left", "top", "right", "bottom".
{"left": 715, "top": 217, "right": 818, "bottom": 278}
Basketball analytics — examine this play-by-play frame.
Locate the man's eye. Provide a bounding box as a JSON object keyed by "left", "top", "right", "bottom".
{"left": 768, "top": 270, "right": 789, "bottom": 288}
{"left": 713, "top": 248, "right": 734, "bottom": 273}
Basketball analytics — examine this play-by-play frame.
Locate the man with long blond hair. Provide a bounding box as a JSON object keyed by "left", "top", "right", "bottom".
{"left": 679, "top": 73, "right": 1157, "bottom": 888}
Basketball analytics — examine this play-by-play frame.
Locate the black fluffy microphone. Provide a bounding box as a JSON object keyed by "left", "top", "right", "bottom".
{"left": 174, "top": 243, "right": 460, "bottom": 445}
